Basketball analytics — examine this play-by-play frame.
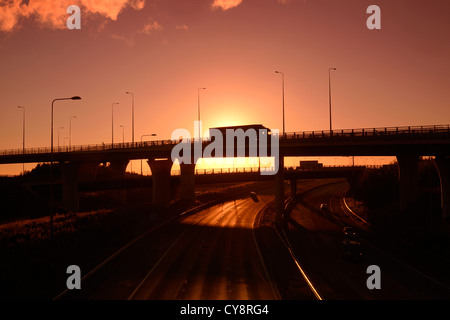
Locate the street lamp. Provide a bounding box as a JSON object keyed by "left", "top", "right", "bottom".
{"left": 198, "top": 87, "right": 206, "bottom": 141}
{"left": 69, "top": 115, "right": 77, "bottom": 151}
{"left": 111, "top": 102, "right": 119, "bottom": 148}
{"left": 275, "top": 71, "right": 285, "bottom": 138}
{"left": 120, "top": 125, "right": 125, "bottom": 145}
{"left": 141, "top": 133, "right": 157, "bottom": 175}
{"left": 58, "top": 127, "right": 64, "bottom": 149}
{"left": 329, "top": 67, "right": 337, "bottom": 133}
{"left": 50, "top": 96, "right": 81, "bottom": 242}
{"left": 17, "top": 105, "right": 25, "bottom": 174}
{"left": 125, "top": 92, "right": 134, "bottom": 146}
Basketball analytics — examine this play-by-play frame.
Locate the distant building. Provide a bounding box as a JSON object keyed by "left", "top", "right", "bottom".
{"left": 299, "top": 160, "right": 323, "bottom": 170}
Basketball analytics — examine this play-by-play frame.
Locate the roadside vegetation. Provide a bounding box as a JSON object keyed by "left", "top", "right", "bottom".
{"left": 0, "top": 167, "right": 265, "bottom": 299}
{"left": 348, "top": 159, "right": 450, "bottom": 258}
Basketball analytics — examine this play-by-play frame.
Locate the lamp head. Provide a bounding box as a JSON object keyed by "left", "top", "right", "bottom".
{"left": 71, "top": 96, "right": 82, "bottom": 100}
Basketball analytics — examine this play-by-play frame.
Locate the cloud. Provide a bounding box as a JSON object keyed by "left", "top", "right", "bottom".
{"left": 0, "top": 0, "right": 147, "bottom": 32}
{"left": 175, "top": 24, "right": 188, "bottom": 31}
{"left": 210, "top": 0, "right": 292, "bottom": 11}
{"left": 138, "top": 20, "right": 163, "bottom": 34}
{"left": 112, "top": 18, "right": 162, "bottom": 46}
{"left": 130, "top": 0, "right": 145, "bottom": 10}
{"left": 211, "top": 0, "right": 243, "bottom": 11}
{"left": 111, "top": 33, "right": 135, "bottom": 46}
{"left": 0, "top": 0, "right": 25, "bottom": 32}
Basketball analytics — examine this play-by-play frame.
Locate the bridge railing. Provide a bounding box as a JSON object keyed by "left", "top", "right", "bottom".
{"left": 195, "top": 167, "right": 263, "bottom": 175}
{"left": 282, "top": 124, "right": 450, "bottom": 141}
{"left": 1, "top": 124, "right": 449, "bottom": 157}
{"left": 0, "top": 138, "right": 181, "bottom": 157}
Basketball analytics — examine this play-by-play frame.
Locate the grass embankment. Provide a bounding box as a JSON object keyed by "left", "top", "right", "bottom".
{"left": 1, "top": 206, "right": 161, "bottom": 299}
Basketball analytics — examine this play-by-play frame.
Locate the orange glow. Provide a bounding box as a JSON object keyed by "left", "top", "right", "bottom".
{"left": 1, "top": 1, "right": 450, "bottom": 176}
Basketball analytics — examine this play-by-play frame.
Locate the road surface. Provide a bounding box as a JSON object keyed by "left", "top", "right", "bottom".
{"left": 62, "top": 188, "right": 280, "bottom": 300}
{"left": 286, "top": 180, "right": 450, "bottom": 299}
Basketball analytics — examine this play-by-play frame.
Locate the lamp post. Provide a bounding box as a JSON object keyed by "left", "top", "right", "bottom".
{"left": 275, "top": 71, "right": 285, "bottom": 138}
{"left": 329, "top": 67, "right": 337, "bottom": 133}
{"left": 125, "top": 92, "right": 134, "bottom": 146}
{"left": 50, "top": 96, "right": 81, "bottom": 242}
{"left": 69, "top": 115, "right": 76, "bottom": 151}
{"left": 17, "top": 106, "right": 25, "bottom": 174}
{"left": 120, "top": 125, "right": 125, "bottom": 145}
{"left": 140, "top": 133, "right": 157, "bottom": 175}
{"left": 111, "top": 102, "right": 119, "bottom": 148}
{"left": 198, "top": 87, "right": 206, "bottom": 141}
{"left": 58, "top": 127, "right": 64, "bottom": 150}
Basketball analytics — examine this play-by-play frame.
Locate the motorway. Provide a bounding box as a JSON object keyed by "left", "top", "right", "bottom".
{"left": 286, "top": 180, "right": 450, "bottom": 299}
{"left": 60, "top": 183, "right": 281, "bottom": 300}
{"left": 59, "top": 179, "right": 450, "bottom": 300}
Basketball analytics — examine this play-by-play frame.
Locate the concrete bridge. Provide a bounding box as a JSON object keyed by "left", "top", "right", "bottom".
{"left": 1, "top": 124, "right": 450, "bottom": 220}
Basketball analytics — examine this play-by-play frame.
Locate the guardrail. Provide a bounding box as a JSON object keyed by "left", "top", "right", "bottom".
{"left": 282, "top": 124, "right": 450, "bottom": 141}
{"left": 0, "top": 139, "right": 179, "bottom": 156}
{"left": 1, "top": 124, "right": 449, "bottom": 157}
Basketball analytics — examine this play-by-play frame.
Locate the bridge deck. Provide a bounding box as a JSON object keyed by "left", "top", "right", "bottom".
{"left": 1, "top": 124, "right": 450, "bottom": 164}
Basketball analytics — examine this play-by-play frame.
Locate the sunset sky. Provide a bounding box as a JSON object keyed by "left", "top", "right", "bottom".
{"left": 1, "top": 0, "right": 449, "bottom": 174}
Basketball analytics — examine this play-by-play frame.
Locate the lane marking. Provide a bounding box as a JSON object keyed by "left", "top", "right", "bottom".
{"left": 340, "top": 196, "right": 450, "bottom": 292}
{"left": 276, "top": 225, "right": 323, "bottom": 300}
{"left": 252, "top": 200, "right": 282, "bottom": 300}
{"left": 128, "top": 198, "right": 253, "bottom": 300}
{"left": 53, "top": 201, "right": 217, "bottom": 300}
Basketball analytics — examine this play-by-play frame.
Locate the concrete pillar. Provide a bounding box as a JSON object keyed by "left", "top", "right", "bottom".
{"left": 180, "top": 162, "right": 196, "bottom": 205}
{"left": 290, "top": 179, "right": 297, "bottom": 196}
{"left": 78, "top": 161, "right": 100, "bottom": 180}
{"left": 61, "top": 161, "right": 80, "bottom": 213}
{"left": 110, "top": 159, "right": 129, "bottom": 179}
{"left": 148, "top": 158, "right": 173, "bottom": 208}
{"left": 396, "top": 155, "right": 420, "bottom": 214}
{"left": 109, "top": 159, "right": 129, "bottom": 204}
{"left": 434, "top": 156, "right": 450, "bottom": 222}
{"left": 275, "top": 155, "right": 285, "bottom": 227}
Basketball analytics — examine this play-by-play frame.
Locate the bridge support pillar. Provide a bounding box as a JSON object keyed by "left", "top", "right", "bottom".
{"left": 434, "top": 156, "right": 450, "bottom": 222}
{"left": 397, "top": 155, "right": 420, "bottom": 215}
{"left": 79, "top": 161, "right": 100, "bottom": 180}
{"left": 110, "top": 159, "right": 129, "bottom": 204}
{"left": 275, "top": 156, "right": 285, "bottom": 227}
{"left": 110, "top": 159, "right": 129, "bottom": 179}
{"left": 180, "top": 163, "right": 196, "bottom": 205}
{"left": 148, "top": 158, "right": 173, "bottom": 208}
{"left": 61, "top": 161, "right": 80, "bottom": 213}
{"left": 290, "top": 179, "right": 297, "bottom": 196}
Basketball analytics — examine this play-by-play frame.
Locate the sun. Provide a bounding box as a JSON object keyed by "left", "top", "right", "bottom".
{"left": 205, "top": 104, "right": 255, "bottom": 130}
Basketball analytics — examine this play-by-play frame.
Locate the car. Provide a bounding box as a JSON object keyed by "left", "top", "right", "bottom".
{"left": 320, "top": 203, "right": 328, "bottom": 211}
{"left": 342, "top": 238, "right": 363, "bottom": 261}
{"left": 250, "top": 191, "right": 259, "bottom": 202}
{"left": 343, "top": 226, "right": 357, "bottom": 239}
